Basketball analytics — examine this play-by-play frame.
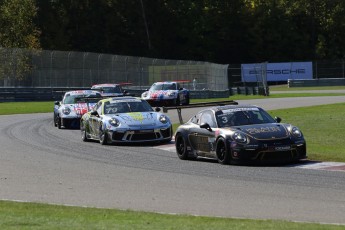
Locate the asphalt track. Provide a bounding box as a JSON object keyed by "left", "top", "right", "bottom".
{"left": 1, "top": 96, "right": 345, "bottom": 225}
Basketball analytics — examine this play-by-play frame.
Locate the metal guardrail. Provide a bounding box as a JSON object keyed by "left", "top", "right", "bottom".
{"left": 288, "top": 78, "right": 345, "bottom": 87}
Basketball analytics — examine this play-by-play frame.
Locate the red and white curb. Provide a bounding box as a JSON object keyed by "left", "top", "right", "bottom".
{"left": 294, "top": 161, "right": 345, "bottom": 172}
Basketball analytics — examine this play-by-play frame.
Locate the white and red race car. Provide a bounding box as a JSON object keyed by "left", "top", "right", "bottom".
{"left": 54, "top": 90, "right": 102, "bottom": 129}
{"left": 141, "top": 81, "right": 190, "bottom": 106}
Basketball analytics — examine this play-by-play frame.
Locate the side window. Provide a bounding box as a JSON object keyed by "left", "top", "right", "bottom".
{"left": 190, "top": 112, "right": 202, "bottom": 124}
{"left": 200, "top": 111, "right": 216, "bottom": 128}
{"left": 93, "top": 101, "right": 102, "bottom": 112}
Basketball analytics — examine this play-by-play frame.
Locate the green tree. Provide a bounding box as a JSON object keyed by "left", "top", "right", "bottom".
{"left": 0, "top": 0, "right": 41, "bottom": 82}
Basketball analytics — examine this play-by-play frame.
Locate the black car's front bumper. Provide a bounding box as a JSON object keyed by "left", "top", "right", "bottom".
{"left": 230, "top": 140, "right": 307, "bottom": 165}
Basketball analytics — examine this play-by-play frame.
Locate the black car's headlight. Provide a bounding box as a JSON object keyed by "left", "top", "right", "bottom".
{"left": 159, "top": 115, "right": 169, "bottom": 124}
{"left": 62, "top": 107, "right": 71, "bottom": 115}
{"left": 290, "top": 126, "right": 302, "bottom": 138}
{"left": 232, "top": 131, "right": 247, "bottom": 143}
{"left": 109, "top": 118, "right": 120, "bottom": 127}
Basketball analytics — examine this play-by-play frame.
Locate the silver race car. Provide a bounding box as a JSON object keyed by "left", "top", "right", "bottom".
{"left": 80, "top": 97, "right": 173, "bottom": 144}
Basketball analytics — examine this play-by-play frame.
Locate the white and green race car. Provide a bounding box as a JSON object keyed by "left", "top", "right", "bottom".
{"left": 80, "top": 97, "right": 173, "bottom": 145}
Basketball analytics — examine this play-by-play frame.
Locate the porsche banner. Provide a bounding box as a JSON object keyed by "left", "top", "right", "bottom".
{"left": 241, "top": 62, "right": 313, "bottom": 82}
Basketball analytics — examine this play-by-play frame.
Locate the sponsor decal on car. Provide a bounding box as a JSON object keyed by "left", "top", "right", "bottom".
{"left": 127, "top": 112, "right": 144, "bottom": 122}
{"left": 222, "top": 107, "right": 259, "bottom": 113}
{"left": 245, "top": 126, "right": 282, "bottom": 134}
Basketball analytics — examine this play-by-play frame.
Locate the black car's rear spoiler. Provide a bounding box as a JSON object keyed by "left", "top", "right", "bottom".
{"left": 162, "top": 100, "right": 238, "bottom": 124}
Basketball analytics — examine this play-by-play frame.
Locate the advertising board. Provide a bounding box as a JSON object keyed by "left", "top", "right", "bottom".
{"left": 241, "top": 62, "right": 313, "bottom": 82}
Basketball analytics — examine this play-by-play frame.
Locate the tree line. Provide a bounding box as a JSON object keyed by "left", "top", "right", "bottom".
{"left": 1, "top": 0, "right": 345, "bottom": 65}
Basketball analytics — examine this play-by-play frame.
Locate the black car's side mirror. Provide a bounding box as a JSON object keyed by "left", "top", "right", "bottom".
{"left": 54, "top": 101, "right": 60, "bottom": 105}
{"left": 275, "top": 116, "right": 282, "bottom": 123}
{"left": 200, "top": 123, "right": 212, "bottom": 131}
{"left": 179, "top": 87, "right": 183, "bottom": 91}
{"left": 155, "top": 107, "right": 161, "bottom": 112}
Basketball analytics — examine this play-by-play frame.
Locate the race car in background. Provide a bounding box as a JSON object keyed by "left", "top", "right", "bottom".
{"left": 91, "top": 83, "right": 131, "bottom": 97}
{"left": 141, "top": 81, "right": 190, "bottom": 106}
{"left": 54, "top": 90, "right": 102, "bottom": 129}
{"left": 80, "top": 97, "right": 172, "bottom": 145}
{"left": 174, "top": 104, "right": 307, "bottom": 165}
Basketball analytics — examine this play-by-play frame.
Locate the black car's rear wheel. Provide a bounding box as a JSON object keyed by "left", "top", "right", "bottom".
{"left": 175, "top": 133, "right": 191, "bottom": 160}
{"left": 216, "top": 137, "right": 231, "bottom": 165}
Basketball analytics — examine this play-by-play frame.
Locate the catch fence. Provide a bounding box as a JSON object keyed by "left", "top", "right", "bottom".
{"left": 0, "top": 48, "right": 229, "bottom": 91}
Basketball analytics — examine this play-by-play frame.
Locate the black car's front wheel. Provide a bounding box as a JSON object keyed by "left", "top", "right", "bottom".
{"left": 175, "top": 133, "right": 191, "bottom": 160}
{"left": 216, "top": 137, "right": 232, "bottom": 165}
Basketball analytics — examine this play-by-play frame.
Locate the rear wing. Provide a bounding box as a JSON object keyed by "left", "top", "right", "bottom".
{"left": 162, "top": 100, "right": 238, "bottom": 124}
{"left": 75, "top": 96, "right": 103, "bottom": 111}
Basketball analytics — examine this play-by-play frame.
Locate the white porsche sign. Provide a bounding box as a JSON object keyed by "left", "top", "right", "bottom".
{"left": 241, "top": 62, "right": 313, "bottom": 82}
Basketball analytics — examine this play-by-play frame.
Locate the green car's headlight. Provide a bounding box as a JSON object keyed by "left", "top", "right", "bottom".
{"left": 159, "top": 114, "right": 169, "bottom": 124}
{"left": 62, "top": 107, "right": 71, "bottom": 115}
{"left": 232, "top": 131, "right": 247, "bottom": 143}
{"left": 109, "top": 118, "right": 120, "bottom": 127}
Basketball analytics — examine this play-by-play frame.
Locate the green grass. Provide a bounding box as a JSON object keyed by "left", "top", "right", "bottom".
{"left": 0, "top": 101, "right": 53, "bottom": 115}
{"left": 268, "top": 103, "right": 345, "bottom": 162}
{"left": 0, "top": 200, "right": 343, "bottom": 230}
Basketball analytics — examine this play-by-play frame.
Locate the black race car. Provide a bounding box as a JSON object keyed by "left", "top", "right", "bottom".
{"left": 174, "top": 104, "right": 307, "bottom": 165}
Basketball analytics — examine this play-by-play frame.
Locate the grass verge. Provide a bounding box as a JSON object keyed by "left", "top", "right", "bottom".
{"left": 0, "top": 200, "right": 343, "bottom": 229}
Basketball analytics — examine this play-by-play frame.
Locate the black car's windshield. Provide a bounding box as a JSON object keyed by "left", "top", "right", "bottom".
{"left": 104, "top": 100, "right": 153, "bottom": 114}
{"left": 216, "top": 108, "right": 276, "bottom": 127}
{"left": 150, "top": 83, "right": 176, "bottom": 91}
